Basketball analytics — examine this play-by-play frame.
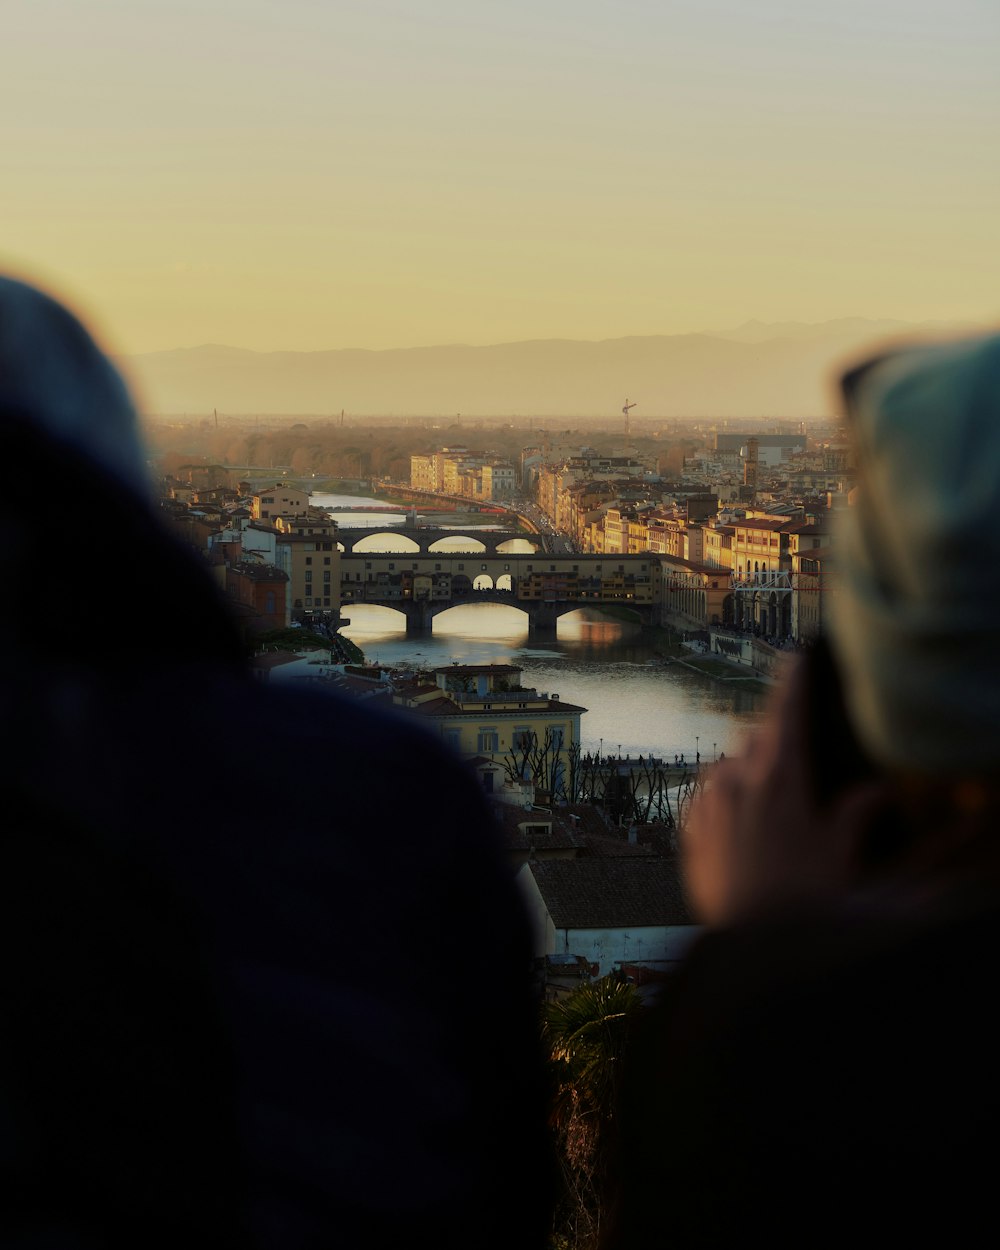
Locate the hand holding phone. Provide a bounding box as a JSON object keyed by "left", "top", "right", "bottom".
{"left": 683, "top": 651, "right": 887, "bottom": 926}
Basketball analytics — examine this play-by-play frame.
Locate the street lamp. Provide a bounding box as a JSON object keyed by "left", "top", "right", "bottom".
{"left": 713, "top": 742, "right": 717, "bottom": 762}
{"left": 695, "top": 735, "right": 700, "bottom": 764}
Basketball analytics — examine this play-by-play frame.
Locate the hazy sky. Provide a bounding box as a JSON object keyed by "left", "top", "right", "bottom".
{"left": 2, "top": 0, "right": 997, "bottom": 354}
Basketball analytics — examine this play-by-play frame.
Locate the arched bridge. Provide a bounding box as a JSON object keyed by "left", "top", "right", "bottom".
{"left": 339, "top": 551, "right": 659, "bottom": 637}
{"left": 336, "top": 526, "right": 545, "bottom": 554}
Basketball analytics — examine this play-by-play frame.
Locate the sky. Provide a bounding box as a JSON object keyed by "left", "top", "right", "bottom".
{"left": 2, "top": 0, "right": 998, "bottom": 355}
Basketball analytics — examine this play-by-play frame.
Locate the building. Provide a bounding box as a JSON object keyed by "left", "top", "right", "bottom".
{"left": 393, "top": 664, "right": 586, "bottom": 778}
{"left": 241, "top": 515, "right": 341, "bottom": 621}
{"left": 251, "top": 485, "right": 310, "bottom": 520}
{"left": 518, "top": 857, "right": 696, "bottom": 977}
{"left": 225, "top": 560, "right": 289, "bottom": 632}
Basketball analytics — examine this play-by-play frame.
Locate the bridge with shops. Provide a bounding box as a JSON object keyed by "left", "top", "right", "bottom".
{"left": 338, "top": 547, "right": 659, "bottom": 637}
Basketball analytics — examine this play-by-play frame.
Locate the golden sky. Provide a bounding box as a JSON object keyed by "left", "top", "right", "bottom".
{"left": 2, "top": 0, "right": 997, "bottom": 354}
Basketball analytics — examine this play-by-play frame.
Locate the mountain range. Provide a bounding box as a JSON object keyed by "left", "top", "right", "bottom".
{"left": 122, "top": 317, "right": 978, "bottom": 419}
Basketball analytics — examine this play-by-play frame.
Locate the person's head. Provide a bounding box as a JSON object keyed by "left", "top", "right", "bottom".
{"left": 813, "top": 332, "right": 1000, "bottom": 873}
{"left": 0, "top": 275, "right": 149, "bottom": 497}
{"left": 832, "top": 333, "right": 1000, "bottom": 779}
{"left": 0, "top": 274, "right": 242, "bottom": 669}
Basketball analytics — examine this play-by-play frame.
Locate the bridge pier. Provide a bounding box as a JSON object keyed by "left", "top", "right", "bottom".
{"left": 405, "top": 602, "right": 434, "bottom": 637}
{"left": 528, "top": 603, "right": 560, "bottom": 641}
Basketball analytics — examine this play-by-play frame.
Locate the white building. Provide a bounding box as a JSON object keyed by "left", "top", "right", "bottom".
{"left": 519, "top": 858, "right": 698, "bottom": 977}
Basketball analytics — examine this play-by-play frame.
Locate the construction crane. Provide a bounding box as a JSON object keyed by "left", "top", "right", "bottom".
{"left": 622, "top": 397, "right": 637, "bottom": 438}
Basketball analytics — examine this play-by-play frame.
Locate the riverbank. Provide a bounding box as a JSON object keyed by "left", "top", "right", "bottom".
{"left": 636, "top": 624, "right": 774, "bottom": 695}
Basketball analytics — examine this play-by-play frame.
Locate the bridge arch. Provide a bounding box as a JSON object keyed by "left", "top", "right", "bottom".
{"left": 352, "top": 531, "right": 420, "bottom": 553}
{"left": 432, "top": 601, "right": 529, "bottom": 632}
{"left": 496, "top": 537, "right": 540, "bottom": 554}
{"left": 427, "top": 534, "right": 488, "bottom": 553}
{"left": 339, "top": 603, "right": 408, "bottom": 631}
{"left": 496, "top": 573, "right": 513, "bottom": 591}
{"left": 473, "top": 574, "right": 494, "bottom": 590}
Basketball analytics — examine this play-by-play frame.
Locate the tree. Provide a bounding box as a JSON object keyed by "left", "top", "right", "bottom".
{"left": 502, "top": 729, "right": 581, "bottom": 804}
{"left": 543, "top": 974, "right": 642, "bottom": 1250}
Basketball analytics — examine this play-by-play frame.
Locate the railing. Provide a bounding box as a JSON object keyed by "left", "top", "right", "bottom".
{"left": 730, "top": 570, "right": 792, "bottom": 591}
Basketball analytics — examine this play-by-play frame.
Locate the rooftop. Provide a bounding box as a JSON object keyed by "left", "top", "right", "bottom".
{"left": 528, "top": 857, "right": 691, "bottom": 929}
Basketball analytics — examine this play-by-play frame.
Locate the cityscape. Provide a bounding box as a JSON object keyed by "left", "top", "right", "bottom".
{"left": 158, "top": 416, "right": 842, "bottom": 988}
{"left": 4, "top": 0, "right": 998, "bottom": 1245}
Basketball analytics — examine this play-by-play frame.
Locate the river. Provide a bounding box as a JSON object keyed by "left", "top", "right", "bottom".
{"left": 315, "top": 491, "right": 769, "bottom": 759}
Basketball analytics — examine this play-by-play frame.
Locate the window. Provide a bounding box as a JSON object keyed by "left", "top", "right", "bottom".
{"left": 513, "top": 728, "right": 533, "bottom": 751}
{"left": 435, "top": 563, "right": 442, "bottom": 571}
{"left": 305, "top": 597, "right": 313, "bottom": 606}
{"left": 323, "top": 571, "right": 331, "bottom": 582}
{"left": 389, "top": 563, "right": 395, "bottom": 570}
{"left": 549, "top": 726, "right": 565, "bottom": 750}
{"left": 324, "top": 556, "right": 331, "bottom": 565}
{"left": 305, "top": 557, "right": 312, "bottom": 565}
{"left": 365, "top": 561, "right": 372, "bottom": 570}
{"left": 477, "top": 729, "right": 499, "bottom": 753}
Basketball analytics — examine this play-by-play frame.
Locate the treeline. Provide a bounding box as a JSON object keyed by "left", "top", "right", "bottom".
{"left": 146, "top": 418, "right": 695, "bottom": 483}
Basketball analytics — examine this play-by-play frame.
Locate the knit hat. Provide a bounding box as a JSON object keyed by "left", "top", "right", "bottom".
{"left": 831, "top": 333, "right": 1000, "bottom": 774}
{"left": 0, "top": 275, "right": 149, "bottom": 496}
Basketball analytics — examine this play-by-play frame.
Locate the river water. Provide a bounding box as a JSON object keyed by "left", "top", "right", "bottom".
{"left": 314, "top": 492, "right": 769, "bottom": 759}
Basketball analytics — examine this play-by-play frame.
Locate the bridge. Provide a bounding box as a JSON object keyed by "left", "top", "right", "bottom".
{"left": 339, "top": 551, "right": 660, "bottom": 638}
{"left": 335, "top": 526, "right": 546, "bottom": 554}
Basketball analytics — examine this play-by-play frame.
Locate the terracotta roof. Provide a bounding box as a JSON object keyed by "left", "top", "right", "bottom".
{"left": 578, "top": 830, "right": 656, "bottom": 858}
{"left": 528, "top": 858, "right": 692, "bottom": 928}
{"left": 781, "top": 519, "right": 831, "bottom": 534}
{"left": 408, "top": 697, "right": 588, "bottom": 718}
{"left": 493, "top": 805, "right": 583, "bottom": 852}
{"left": 735, "top": 518, "right": 788, "bottom": 532}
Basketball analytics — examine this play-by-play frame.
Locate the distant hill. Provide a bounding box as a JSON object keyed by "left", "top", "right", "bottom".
{"left": 122, "top": 318, "right": 978, "bottom": 419}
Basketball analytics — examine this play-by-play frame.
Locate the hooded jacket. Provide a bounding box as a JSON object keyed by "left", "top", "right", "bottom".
{"left": 0, "top": 277, "right": 549, "bottom": 1249}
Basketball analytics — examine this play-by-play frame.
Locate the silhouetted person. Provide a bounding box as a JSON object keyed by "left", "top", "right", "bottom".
{"left": 0, "top": 276, "right": 549, "bottom": 1249}
{"left": 605, "top": 333, "right": 1000, "bottom": 1247}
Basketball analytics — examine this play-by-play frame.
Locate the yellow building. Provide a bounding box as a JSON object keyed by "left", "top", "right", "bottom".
{"left": 393, "top": 664, "right": 587, "bottom": 765}
{"left": 251, "top": 484, "right": 310, "bottom": 520}
{"left": 273, "top": 514, "right": 341, "bottom": 618}
{"left": 409, "top": 454, "right": 437, "bottom": 492}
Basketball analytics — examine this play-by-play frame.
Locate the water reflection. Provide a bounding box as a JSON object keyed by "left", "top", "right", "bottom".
{"left": 341, "top": 603, "right": 765, "bottom": 759}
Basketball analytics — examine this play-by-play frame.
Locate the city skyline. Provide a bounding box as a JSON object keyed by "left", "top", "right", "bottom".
{"left": 3, "top": 0, "right": 998, "bottom": 358}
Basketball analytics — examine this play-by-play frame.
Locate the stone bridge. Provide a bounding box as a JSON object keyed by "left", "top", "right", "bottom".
{"left": 335, "top": 526, "right": 546, "bottom": 554}
{"left": 339, "top": 551, "right": 660, "bottom": 636}
{"left": 344, "top": 591, "right": 652, "bottom": 639}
